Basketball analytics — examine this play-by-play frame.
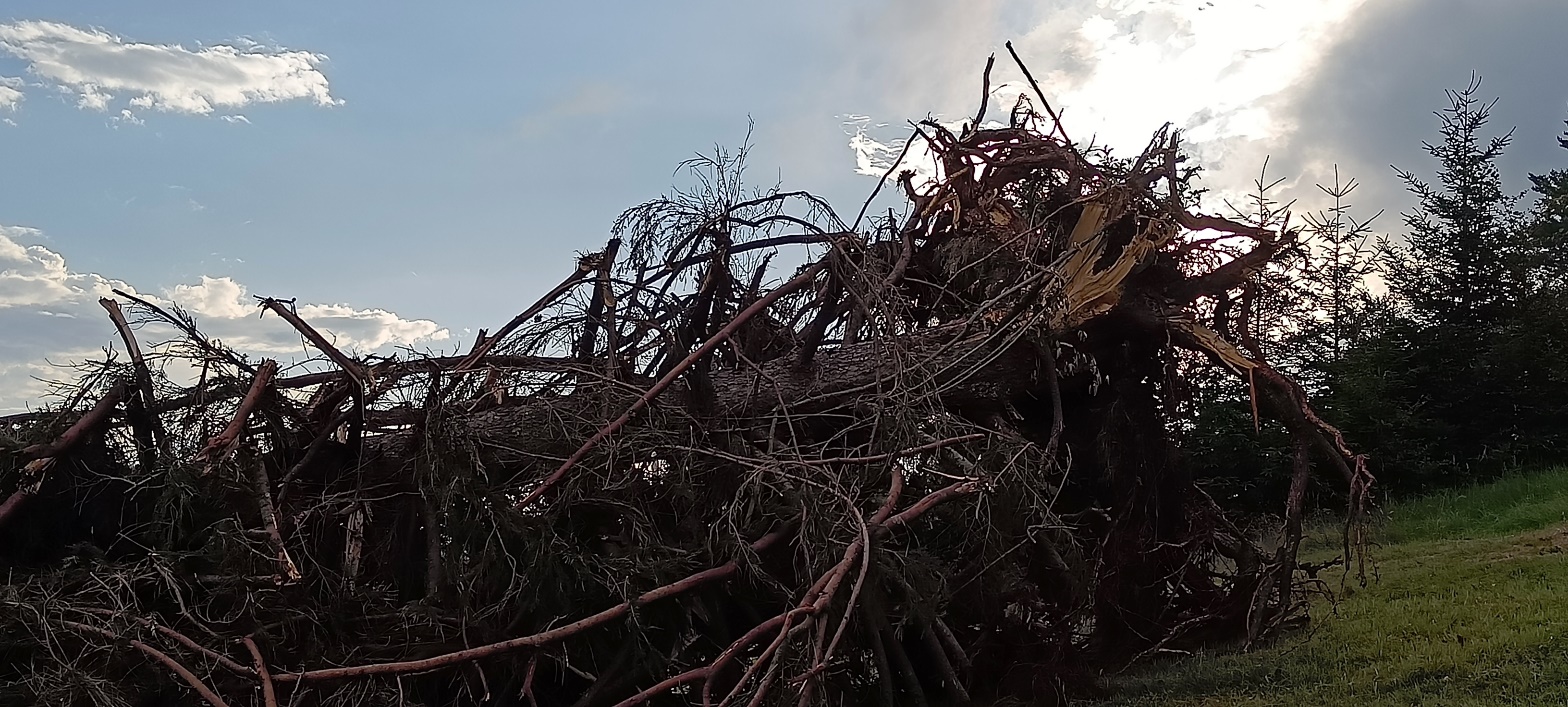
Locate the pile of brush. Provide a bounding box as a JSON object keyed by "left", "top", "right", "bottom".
{"left": 0, "top": 49, "right": 1368, "bottom": 707}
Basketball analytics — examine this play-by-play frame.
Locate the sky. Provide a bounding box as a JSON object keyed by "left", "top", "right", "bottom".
{"left": 1, "top": 0, "right": 1565, "bottom": 410}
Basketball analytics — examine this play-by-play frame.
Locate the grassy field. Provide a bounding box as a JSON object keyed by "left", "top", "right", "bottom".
{"left": 1096, "top": 466, "right": 1568, "bottom": 706}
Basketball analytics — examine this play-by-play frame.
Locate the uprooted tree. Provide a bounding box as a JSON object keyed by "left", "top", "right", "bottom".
{"left": 0, "top": 52, "right": 1371, "bottom": 707}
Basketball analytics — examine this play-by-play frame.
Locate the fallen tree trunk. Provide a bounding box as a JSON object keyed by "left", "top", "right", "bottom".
{"left": 0, "top": 50, "right": 1369, "bottom": 707}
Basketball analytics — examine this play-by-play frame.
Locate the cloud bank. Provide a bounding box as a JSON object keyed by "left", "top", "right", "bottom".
{"left": 841, "top": 0, "right": 1568, "bottom": 225}
{"left": 1279, "top": 0, "right": 1568, "bottom": 219}
{"left": 0, "top": 20, "right": 337, "bottom": 120}
{"left": 0, "top": 225, "right": 448, "bottom": 411}
{"left": 845, "top": 0, "right": 1372, "bottom": 208}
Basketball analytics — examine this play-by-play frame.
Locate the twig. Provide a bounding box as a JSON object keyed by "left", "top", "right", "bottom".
{"left": 150, "top": 354, "right": 574, "bottom": 415}
{"left": 1004, "top": 41, "right": 1071, "bottom": 147}
{"left": 969, "top": 54, "right": 997, "bottom": 135}
{"left": 74, "top": 608, "right": 255, "bottom": 677}
{"left": 61, "top": 620, "right": 233, "bottom": 707}
{"left": 514, "top": 253, "right": 837, "bottom": 511}
{"left": 454, "top": 251, "right": 603, "bottom": 372}
{"left": 852, "top": 130, "right": 922, "bottom": 232}
{"left": 111, "top": 287, "right": 256, "bottom": 375}
{"left": 797, "top": 433, "right": 985, "bottom": 466}
{"left": 651, "top": 232, "right": 843, "bottom": 277}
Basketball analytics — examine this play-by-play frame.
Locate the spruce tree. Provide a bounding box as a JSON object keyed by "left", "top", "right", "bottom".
{"left": 1525, "top": 121, "right": 1568, "bottom": 288}
{"left": 1488, "top": 120, "right": 1568, "bottom": 463}
{"left": 1371, "top": 76, "right": 1526, "bottom": 483}
{"left": 1383, "top": 75, "right": 1524, "bottom": 334}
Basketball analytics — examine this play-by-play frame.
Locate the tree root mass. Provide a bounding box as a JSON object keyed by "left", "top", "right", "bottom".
{"left": 0, "top": 56, "right": 1368, "bottom": 706}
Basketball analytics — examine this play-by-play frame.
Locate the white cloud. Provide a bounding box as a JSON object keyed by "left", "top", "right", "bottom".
{"left": 0, "top": 20, "right": 338, "bottom": 119}
{"left": 0, "top": 226, "right": 449, "bottom": 411}
{"left": 0, "top": 225, "right": 124, "bottom": 307}
{"left": 168, "top": 275, "right": 253, "bottom": 319}
{"left": 0, "top": 76, "right": 23, "bottom": 111}
{"left": 166, "top": 275, "right": 449, "bottom": 354}
{"left": 295, "top": 303, "right": 448, "bottom": 351}
{"left": 844, "top": 114, "right": 952, "bottom": 189}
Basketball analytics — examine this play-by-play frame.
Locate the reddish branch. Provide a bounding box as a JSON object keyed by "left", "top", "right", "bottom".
{"left": 194, "top": 359, "right": 277, "bottom": 473}
{"left": 0, "top": 382, "right": 128, "bottom": 529}
{"left": 885, "top": 480, "right": 982, "bottom": 529}
{"left": 258, "top": 299, "right": 369, "bottom": 385}
{"left": 19, "top": 383, "right": 129, "bottom": 461}
{"left": 80, "top": 609, "right": 256, "bottom": 678}
{"left": 242, "top": 636, "right": 278, "bottom": 707}
{"left": 271, "top": 526, "right": 793, "bottom": 683}
{"left": 635, "top": 468, "right": 972, "bottom": 707}
{"left": 61, "top": 620, "right": 233, "bottom": 707}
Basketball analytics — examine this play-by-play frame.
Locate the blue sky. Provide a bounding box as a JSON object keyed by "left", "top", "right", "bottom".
{"left": 2, "top": 0, "right": 1566, "bottom": 409}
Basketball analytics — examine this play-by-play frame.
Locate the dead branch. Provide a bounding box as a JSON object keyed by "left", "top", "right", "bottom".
{"left": 258, "top": 300, "right": 369, "bottom": 385}
{"left": 193, "top": 359, "right": 278, "bottom": 473}
{"left": 272, "top": 526, "right": 793, "bottom": 683}
{"left": 454, "top": 249, "right": 604, "bottom": 371}
{"left": 250, "top": 458, "right": 302, "bottom": 582}
{"left": 242, "top": 636, "right": 278, "bottom": 707}
{"left": 110, "top": 287, "right": 255, "bottom": 375}
{"left": 513, "top": 253, "right": 837, "bottom": 511}
{"left": 0, "top": 382, "right": 128, "bottom": 529}
{"left": 100, "top": 297, "right": 168, "bottom": 464}
{"left": 61, "top": 620, "right": 234, "bottom": 707}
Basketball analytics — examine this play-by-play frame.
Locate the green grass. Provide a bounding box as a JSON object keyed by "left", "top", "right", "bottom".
{"left": 1093, "top": 466, "right": 1568, "bottom": 706}
{"left": 1383, "top": 466, "right": 1568, "bottom": 543}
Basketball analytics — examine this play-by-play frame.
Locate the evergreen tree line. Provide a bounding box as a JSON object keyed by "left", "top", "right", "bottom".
{"left": 1187, "top": 76, "right": 1568, "bottom": 508}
